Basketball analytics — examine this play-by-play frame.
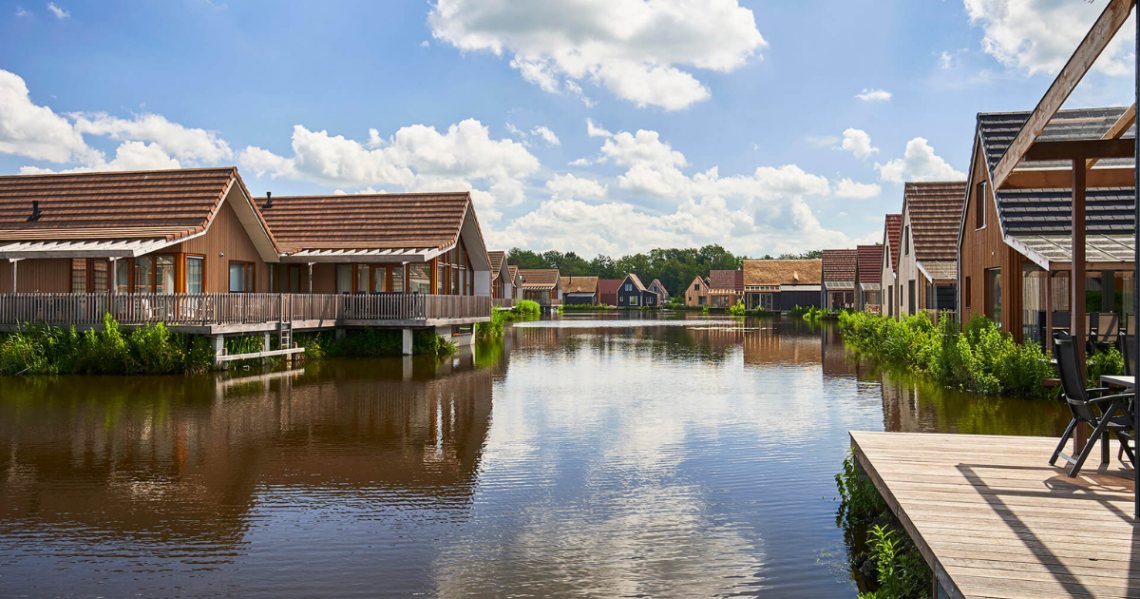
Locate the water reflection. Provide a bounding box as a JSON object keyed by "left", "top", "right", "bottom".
{"left": 0, "top": 315, "right": 1070, "bottom": 598}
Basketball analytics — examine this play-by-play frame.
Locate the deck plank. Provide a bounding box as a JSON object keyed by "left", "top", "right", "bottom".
{"left": 852, "top": 431, "right": 1140, "bottom": 599}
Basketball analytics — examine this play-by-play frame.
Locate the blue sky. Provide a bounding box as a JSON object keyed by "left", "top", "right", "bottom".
{"left": 0, "top": 0, "right": 1134, "bottom": 257}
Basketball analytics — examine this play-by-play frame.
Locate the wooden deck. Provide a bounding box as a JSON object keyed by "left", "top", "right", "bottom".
{"left": 852, "top": 431, "right": 1140, "bottom": 599}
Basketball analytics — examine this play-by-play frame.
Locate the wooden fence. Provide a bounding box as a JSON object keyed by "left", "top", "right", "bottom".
{"left": 0, "top": 293, "right": 492, "bottom": 328}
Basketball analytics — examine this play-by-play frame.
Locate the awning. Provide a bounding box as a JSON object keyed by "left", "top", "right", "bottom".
{"left": 826, "top": 281, "right": 854, "bottom": 291}
{"left": 0, "top": 237, "right": 181, "bottom": 259}
{"left": 859, "top": 282, "right": 881, "bottom": 291}
{"left": 917, "top": 260, "right": 957, "bottom": 282}
{"left": 1007, "top": 233, "right": 1135, "bottom": 268}
{"left": 281, "top": 246, "right": 446, "bottom": 263}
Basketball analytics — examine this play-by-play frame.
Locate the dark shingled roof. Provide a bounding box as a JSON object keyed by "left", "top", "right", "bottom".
{"left": 978, "top": 107, "right": 1136, "bottom": 235}
{"left": 905, "top": 182, "right": 966, "bottom": 263}
{"left": 884, "top": 214, "right": 902, "bottom": 270}
{"left": 822, "top": 249, "right": 857, "bottom": 282}
{"left": 708, "top": 269, "right": 743, "bottom": 292}
{"left": 857, "top": 245, "right": 883, "bottom": 279}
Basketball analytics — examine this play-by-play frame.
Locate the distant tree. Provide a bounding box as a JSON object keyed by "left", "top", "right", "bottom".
{"left": 507, "top": 248, "right": 552, "bottom": 269}
{"left": 776, "top": 250, "right": 823, "bottom": 260}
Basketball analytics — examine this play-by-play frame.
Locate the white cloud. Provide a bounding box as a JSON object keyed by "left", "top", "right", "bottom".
{"left": 546, "top": 173, "right": 607, "bottom": 200}
{"left": 531, "top": 125, "right": 560, "bottom": 146}
{"left": 840, "top": 128, "right": 879, "bottom": 160}
{"left": 569, "top": 157, "right": 592, "bottom": 166}
{"left": 876, "top": 137, "right": 967, "bottom": 183}
{"left": 46, "top": 2, "right": 67, "bottom": 18}
{"left": 420, "top": 40, "right": 430, "bottom": 48}
{"left": 0, "top": 70, "right": 97, "bottom": 164}
{"left": 805, "top": 135, "right": 840, "bottom": 147}
{"left": 428, "top": 0, "right": 767, "bottom": 110}
{"left": 964, "top": 0, "right": 1136, "bottom": 76}
{"left": 238, "top": 119, "right": 541, "bottom": 220}
{"left": 71, "top": 112, "right": 232, "bottom": 163}
{"left": 586, "top": 118, "right": 612, "bottom": 138}
{"left": 834, "top": 178, "right": 882, "bottom": 199}
{"left": 855, "top": 88, "right": 891, "bottom": 101}
{"left": 15, "top": 6, "right": 29, "bottom": 17}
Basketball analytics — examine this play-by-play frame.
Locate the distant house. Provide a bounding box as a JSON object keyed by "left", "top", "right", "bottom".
{"left": 743, "top": 259, "right": 822, "bottom": 311}
{"left": 707, "top": 269, "right": 743, "bottom": 308}
{"left": 616, "top": 273, "right": 658, "bottom": 308}
{"left": 598, "top": 279, "right": 622, "bottom": 306}
{"left": 822, "top": 249, "right": 857, "bottom": 309}
{"left": 855, "top": 245, "right": 884, "bottom": 313}
{"left": 896, "top": 181, "right": 965, "bottom": 319}
{"left": 684, "top": 276, "right": 710, "bottom": 307}
{"left": 647, "top": 279, "right": 669, "bottom": 304}
{"left": 506, "top": 265, "right": 523, "bottom": 300}
{"left": 880, "top": 214, "right": 902, "bottom": 319}
{"left": 517, "top": 269, "right": 562, "bottom": 305}
{"left": 563, "top": 276, "right": 599, "bottom": 305}
{"left": 489, "top": 251, "right": 514, "bottom": 300}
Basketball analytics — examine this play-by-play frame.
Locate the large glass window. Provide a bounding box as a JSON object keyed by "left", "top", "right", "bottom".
{"left": 70, "top": 259, "right": 87, "bottom": 293}
{"left": 92, "top": 260, "right": 108, "bottom": 292}
{"left": 409, "top": 264, "right": 431, "bottom": 294}
{"left": 289, "top": 266, "right": 300, "bottom": 293}
{"left": 229, "top": 261, "right": 254, "bottom": 293}
{"left": 155, "top": 255, "right": 175, "bottom": 294}
{"left": 336, "top": 264, "right": 353, "bottom": 294}
{"left": 135, "top": 256, "right": 153, "bottom": 294}
{"left": 986, "top": 268, "right": 1002, "bottom": 326}
{"left": 1022, "top": 263, "right": 1046, "bottom": 347}
{"left": 115, "top": 260, "right": 130, "bottom": 294}
{"left": 186, "top": 257, "right": 204, "bottom": 294}
{"left": 392, "top": 265, "right": 405, "bottom": 293}
{"left": 356, "top": 263, "right": 369, "bottom": 294}
{"left": 438, "top": 263, "right": 446, "bottom": 294}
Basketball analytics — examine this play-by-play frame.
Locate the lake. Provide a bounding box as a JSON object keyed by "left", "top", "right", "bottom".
{"left": 0, "top": 313, "right": 1070, "bottom": 598}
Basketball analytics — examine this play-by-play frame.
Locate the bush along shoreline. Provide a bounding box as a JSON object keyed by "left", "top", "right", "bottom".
{"left": 838, "top": 311, "right": 1123, "bottom": 398}
{"left": 0, "top": 313, "right": 460, "bottom": 376}
{"left": 476, "top": 300, "right": 542, "bottom": 339}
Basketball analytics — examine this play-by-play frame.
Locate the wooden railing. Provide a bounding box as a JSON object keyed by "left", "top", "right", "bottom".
{"left": 0, "top": 293, "right": 492, "bottom": 328}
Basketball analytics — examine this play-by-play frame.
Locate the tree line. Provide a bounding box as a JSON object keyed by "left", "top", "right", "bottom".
{"left": 505, "top": 246, "right": 823, "bottom": 297}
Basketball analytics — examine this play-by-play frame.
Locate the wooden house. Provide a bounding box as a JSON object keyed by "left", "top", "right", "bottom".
{"left": 647, "top": 279, "right": 669, "bottom": 304}
{"left": 505, "top": 265, "right": 522, "bottom": 299}
{"left": 517, "top": 269, "right": 562, "bottom": 305}
{"left": 0, "top": 168, "right": 278, "bottom": 294}
{"left": 880, "top": 214, "right": 902, "bottom": 318}
{"left": 563, "top": 276, "right": 599, "bottom": 305}
{"left": 707, "top": 269, "right": 744, "bottom": 308}
{"left": 684, "top": 275, "right": 710, "bottom": 307}
{"left": 598, "top": 279, "right": 622, "bottom": 306}
{"left": 958, "top": 106, "right": 1135, "bottom": 346}
{"left": 489, "top": 251, "right": 514, "bottom": 300}
{"left": 895, "top": 181, "right": 966, "bottom": 319}
{"left": 822, "top": 249, "right": 857, "bottom": 309}
{"left": 743, "top": 259, "right": 822, "bottom": 311}
{"left": 855, "top": 245, "right": 884, "bottom": 313}
{"left": 616, "top": 273, "right": 658, "bottom": 308}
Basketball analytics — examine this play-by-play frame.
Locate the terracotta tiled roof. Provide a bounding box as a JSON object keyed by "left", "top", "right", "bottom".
{"left": 488, "top": 251, "right": 506, "bottom": 279}
{"left": 884, "top": 214, "right": 902, "bottom": 270}
{"left": 518, "top": 269, "right": 560, "bottom": 289}
{"left": 857, "top": 245, "right": 883, "bottom": 280}
{"left": 507, "top": 265, "right": 519, "bottom": 282}
{"left": 599, "top": 279, "right": 622, "bottom": 294}
{"left": 0, "top": 167, "right": 263, "bottom": 243}
{"left": 708, "top": 269, "right": 743, "bottom": 291}
{"left": 564, "top": 276, "right": 598, "bottom": 294}
{"left": 256, "top": 192, "right": 472, "bottom": 252}
{"left": 822, "top": 249, "right": 857, "bottom": 282}
{"left": 905, "top": 182, "right": 966, "bottom": 262}
{"left": 743, "top": 259, "right": 822, "bottom": 286}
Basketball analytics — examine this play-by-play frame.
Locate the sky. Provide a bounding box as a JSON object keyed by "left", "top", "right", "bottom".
{"left": 0, "top": 0, "right": 1135, "bottom": 258}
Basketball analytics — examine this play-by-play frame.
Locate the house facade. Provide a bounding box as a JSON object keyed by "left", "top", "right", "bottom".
{"left": 822, "top": 249, "right": 857, "bottom": 309}
{"left": 957, "top": 106, "right": 1135, "bottom": 346}
{"left": 616, "top": 273, "right": 657, "bottom": 308}
{"left": 880, "top": 214, "right": 902, "bottom": 319}
{"left": 743, "top": 259, "right": 822, "bottom": 311}
{"left": 563, "top": 276, "right": 599, "bottom": 305}
{"left": 517, "top": 269, "right": 562, "bottom": 305}
{"left": 598, "top": 279, "right": 622, "bottom": 306}
{"left": 707, "top": 269, "right": 743, "bottom": 308}
{"left": 895, "top": 181, "right": 966, "bottom": 319}
{"left": 647, "top": 279, "right": 669, "bottom": 305}
{"left": 684, "top": 276, "right": 710, "bottom": 307}
{"left": 489, "top": 251, "right": 515, "bottom": 300}
{"left": 855, "top": 245, "right": 884, "bottom": 313}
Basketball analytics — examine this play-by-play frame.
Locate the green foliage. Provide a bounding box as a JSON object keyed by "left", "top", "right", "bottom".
{"left": 512, "top": 299, "right": 541, "bottom": 315}
{"left": 858, "top": 526, "right": 931, "bottom": 599}
{"left": 1088, "top": 346, "right": 1124, "bottom": 389}
{"left": 476, "top": 310, "right": 506, "bottom": 338}
{"left": 839, "top": 311, "right": 1056, "bottom": 398}
{"left": 413, "top": 330, "right": 456, "bottom": 355}
{"left": 701, "top": 304, "right": 710, "bottom": 314}
{"left": 560, "top": 304, "right": 616, "bottom": 311}
{"left": 728, "top": 301, "right": 747, "bottom": 316}
{"left": 296, "top": 328, "right": 458, "bottom": 358}
{"left": 836, "top": 451, "right": 886, "bottom": 525}
{"left": 802, "top": 306, "right": 824, "bottom": 321}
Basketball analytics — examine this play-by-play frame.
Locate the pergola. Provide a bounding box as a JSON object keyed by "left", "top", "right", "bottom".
{"left": 989, "top": 0, "right": 1138, "bottom": 516}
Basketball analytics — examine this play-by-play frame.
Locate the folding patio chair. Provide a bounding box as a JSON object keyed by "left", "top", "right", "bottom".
{"left": 1050, "top": 332, "right": 1135, "bottom": 476}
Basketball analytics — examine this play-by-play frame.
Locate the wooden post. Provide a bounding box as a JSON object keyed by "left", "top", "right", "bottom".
{"left": 1073, "top": 157, "right": 1089, "bottom": 452}
{"left": 1045, "top": 269, "right": 1053, "bottom": 346}
{"left": 307, "top": 263, "right": 314, "bottom": 293}
{"left": 8, "top": 258, "right": 19, "bottom": 293}
{"left": 109, "top": 258, "right": 117, "bottom": 295}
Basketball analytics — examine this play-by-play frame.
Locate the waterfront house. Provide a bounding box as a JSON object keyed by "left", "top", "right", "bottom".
{"left": 616, "top": 273, "right": 658, "bottom": 308}
{"left": 0, "top": 167, "right": 279, "bottom": 295}
{"left": 879, "top": 214, "right": 902, "bottom": 318}
{"left": 684, "top": 275, "right": 711, "bottom": 307}
{"left": 895, "top": 181, "right": 966, "bottom": 320}
{"left": 516, "top": 269, "right": 562, "bottom": 305}
{"left": 855, "top": 245, "right": 884, "bottom": 313}
{"left": 647, "top": 278, "right": 669, "bottom": 305}
{"left": 506, "top": 265, "right": 522, "bottom": 299}
{"left": 957, "top": 106, "right": 1136, "bottom": 346}
{"left": 563, "top": 276, "right": 599, "bottom": 305}
{"left": 821, "top": 249, "right": 857, "bottom": 309}
{"left": 598, "top": 278, "right": 622, "bottom": 306}
{"left": 488, "top": 251, "right": 514, "bottom": 304}
{"left": 707, "top": 269, "right": 744, "bottom": 308}
{"left": 743, "top": 259, "right": 822, "bottom": 311}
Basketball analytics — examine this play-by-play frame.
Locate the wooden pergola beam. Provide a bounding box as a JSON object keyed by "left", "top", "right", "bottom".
{"left": 1024, "top": 138, "right": 1135, "bottom": 161}
{"left": 1087, "top": 103, "right": 1136, "bottom": 169}
{"left": 1002, "top": 167, "right": 1134, "bottom": 189}
{"left": 993, "top": 0, "right": 1135, "bottom": 190}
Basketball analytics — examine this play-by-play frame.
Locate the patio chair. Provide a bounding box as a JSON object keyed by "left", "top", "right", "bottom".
{"left": 1050, "top": 332, "right": 1136, "bottom": 476}
{"left": 1121, "top": 332, "right": 1136, "bottom": 377}
{"left": 1097, "top": 313, "right": 1120, "bottom": 354}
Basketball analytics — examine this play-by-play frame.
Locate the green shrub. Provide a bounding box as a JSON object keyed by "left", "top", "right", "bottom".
{"left": 476, "top": 309, "right": 506, "bottom": 338}
{"left": 859, "top": 525, "right": 931, "bottom": 599}
{"left": 1088, "top": 346, "right": 1124, "bottom": 389}
{"left": 728, "top": 301, "right": 747, "bottom": 316}
{"left": 513, "top": 300, "right": 541, "bottom": 315}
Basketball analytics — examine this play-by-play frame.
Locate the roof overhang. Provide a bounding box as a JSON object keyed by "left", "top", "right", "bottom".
{"left": 1007, "top": 233, "right": 1135, "bottom": 269}
{"left": 281, "top": 246, "right": 448, "bottom": 263}
{"left": 0, "top": 237, "right": 188, "bottom": 260}
{"left": 860, "top": 282, "right": 882, "bottom": 291}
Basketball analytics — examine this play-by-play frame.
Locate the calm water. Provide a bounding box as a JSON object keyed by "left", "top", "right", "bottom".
{"left": 0, "top": 313, "right": 1070, "bottom": 598}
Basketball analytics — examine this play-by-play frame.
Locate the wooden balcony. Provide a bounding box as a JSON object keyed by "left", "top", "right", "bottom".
{"left": 0, "top": 293, "right": 492, "bottom": 334}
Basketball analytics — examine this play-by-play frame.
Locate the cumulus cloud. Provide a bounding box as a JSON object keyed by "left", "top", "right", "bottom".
{"left": 531, "top": 125, "right": 560, "bottom": 146}
{"left": 586, "top": 118, "right": 613, "bottom": 138}
{"left": 72, "top": 112, "right": 232, "bottom": 163}
{"left": 46, "top": 2, "right": 68, "bottom": 18}
{"left": 238, "top": 119, "right": 540, "bottom": 220}
{"left": 876, "top": 137, "right": 966, "bottom": 183}
{"left": 834, "top": 178, "right": 881, "bottom": 199}
{"left": 428, "top": 0, "right": 767, "bottom": 110}
{"left": 855, "top": 88, "right": 891, "bottom": 101}
{"left": 840, "top": 128, "right": 879, "bottom": 160}
{"left": 15, "top": 6, "right": 30, "bottom": 17}
{"left": 965, "top": 0, "right": 1136, "bottom": 76}
{"left": 0, "top": 70, "right": 96, "bottom": 164}
{"left": 546, "top": 173, "right": 607, "bottom": 200}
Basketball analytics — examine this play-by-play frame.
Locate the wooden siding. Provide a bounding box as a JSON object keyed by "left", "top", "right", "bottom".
{"left": 897, "top": 212, "right": 923, "bottom": 318}
{"left": 0, "top": 258, "right": 70, "bottom": 293}
{"left": 958, "top": 140, "right": 1014, "bottom": 337}
{"left": 168, "top": 197, "right": 269, "bottom": 293}
{"left": 684, "top": 278, "right": 709, "bottom": 307}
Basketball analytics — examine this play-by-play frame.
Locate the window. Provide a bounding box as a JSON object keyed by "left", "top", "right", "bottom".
{"left": 356, "top": 263, "right": 370, "bottom": 294}
{"left": 986, "top": 268, "right": 1002, "bottom": 326}
{"left": 964, "top": 277, "right": 972, "bottom": 309}
{"left": 408, "top": 264, "right": 431, "bottom": 294}
{"left": 186, "top": 256, "right": 205, "bottom": 294}
{"left": 694, "top": 284, "right": 699, "bottom": 291}
{"left": 135, "top": 256, "right": 154, "bottom": 294}
{"left": 70, "top": 259, "right": 87, "bottom": 293}
{"left": 625, "top": 283, "right": 632, "bottom": 291}
{"left": 230, "top": 261, "right": 254, "bottom": 293}
{"left": 288, "top": 265, "right": 301, "bottom": 293}
{"left": 115, "top": 260, "right": 130, "bottom": 294}
{"left": 336, "top": 264, "right": 353, "bottom": 294}
{"left": 903, "top": 226, "right": 910, "bottom": 255}
{"left": 629, "top": 296, "right": 639, "bottom": 306}
{"left": 975, "top": 182, "right": 986, "bottom": 229}
{"left": 155, "top": 255, "right": 175, "bottom": 294}
{"left": 393, "top": 265, "right": 405, "bottom": 293}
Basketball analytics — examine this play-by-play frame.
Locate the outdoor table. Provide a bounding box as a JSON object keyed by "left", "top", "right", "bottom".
{"left": 1101, "top": 375, "right": 1135, "bottom": 388}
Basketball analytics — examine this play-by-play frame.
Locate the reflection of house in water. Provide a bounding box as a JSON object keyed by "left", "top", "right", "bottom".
{"left": 819, "top": 324, "right": 860, "bottom": 377}
{"left": 0, "top": 357, "right": 493, "bottom": 547}
{"left": 742, "top": 324, "right": 822, "bottom": 366}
